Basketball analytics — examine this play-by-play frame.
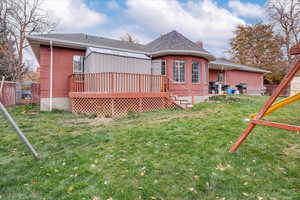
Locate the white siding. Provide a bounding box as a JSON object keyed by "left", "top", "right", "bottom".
{"left": 85, "top": 53, "right": 151, "bottom": 74}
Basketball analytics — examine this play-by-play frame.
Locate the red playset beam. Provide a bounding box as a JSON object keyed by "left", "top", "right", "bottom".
{"left": 252, "top": 120, "right": 300, "bottom": 132}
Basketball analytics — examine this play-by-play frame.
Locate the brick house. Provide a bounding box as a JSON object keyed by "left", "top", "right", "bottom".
{"left": 27, "top": 30, "right": 269, "bottom": 116}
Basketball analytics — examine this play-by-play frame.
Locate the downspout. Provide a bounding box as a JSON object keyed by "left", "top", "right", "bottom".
{"left": 49, "top": 40, "right": 53, "bottom": 111}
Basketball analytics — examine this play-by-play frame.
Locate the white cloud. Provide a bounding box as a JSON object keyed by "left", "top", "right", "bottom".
{"left": 124, "top": 0, "right": 245, "bottom": 56}
{"left": 228, "top": 0, "right": 266, "bottom": 19}
{"left": 107, "top": 0, "right": 122, "bottom": 10}
{"left": 43, "top": 0, "right": 107, "bottom": 31}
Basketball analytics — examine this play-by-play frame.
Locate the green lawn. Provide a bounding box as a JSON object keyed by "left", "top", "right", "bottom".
{"left": 1, "top": 95, "right": 300, "bottom": 200}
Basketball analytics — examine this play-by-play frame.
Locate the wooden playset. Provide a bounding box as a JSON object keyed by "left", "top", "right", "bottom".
{"left": 230, "top": 43, "right": 300, "bottom": 152}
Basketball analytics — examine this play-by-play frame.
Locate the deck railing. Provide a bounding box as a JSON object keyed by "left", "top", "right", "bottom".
{"left": 69, "top": 72, "right": 168, "bottom": 93}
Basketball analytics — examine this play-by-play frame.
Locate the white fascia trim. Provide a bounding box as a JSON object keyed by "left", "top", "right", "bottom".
{"left": 209, "top": 62, "right": 271, "bottom": 74}
{"left": 26, "top": 35, "right": 149, "bottom": 55}
{"left": 150, "top": 50, "right": 216, "bottom": 61}
{"left": 87, "top": 47, "right": 150, "bottom": 60}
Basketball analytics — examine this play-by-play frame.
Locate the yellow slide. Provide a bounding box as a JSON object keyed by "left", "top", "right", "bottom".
{"left": 250, "top": 92, "right": 300, "bottom": 119}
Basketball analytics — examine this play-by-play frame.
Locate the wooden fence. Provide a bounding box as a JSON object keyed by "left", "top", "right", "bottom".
{"left": 31, "top": 83, "right": 40, "bottom": 104}
{"left": 69, "top": 72, "right": 168, "bottom": 93}
{"left": 0, "top": 81, "right": 16, "bottom": 106}
{"left": 265, "top": 84, "right": 290, "bottom": 96}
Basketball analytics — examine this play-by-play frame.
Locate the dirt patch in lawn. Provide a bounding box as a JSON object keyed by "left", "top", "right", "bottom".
{"left": 66, "top": 117, "right": 114, "bottom": 126}
{"left": 65, "top": 104, "right": 223, "bottom": 131}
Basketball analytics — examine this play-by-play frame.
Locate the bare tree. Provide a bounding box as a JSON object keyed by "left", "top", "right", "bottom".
{"left": 267, "top": 0, "right": 300, "bottom": 64}
{"left": 7, "top": 0, "right": 56, "bottom": 65}
{"left": 120, "top": 33, "right": 139, "bottom": 44}
{"left": 0, "top": 0, "right": 55, "bottom": 80}
{"left": 0, "top": 0, "right": 26, "bottom": 81}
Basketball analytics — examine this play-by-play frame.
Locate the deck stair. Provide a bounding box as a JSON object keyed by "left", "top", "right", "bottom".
{"left": 169, "top": 95, "right": 193, "bottom": 109}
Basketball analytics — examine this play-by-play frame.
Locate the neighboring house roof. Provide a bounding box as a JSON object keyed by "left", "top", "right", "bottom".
{"left": 27, "top": 31, "right": 215, "bottom": 61}
{"left": 146, "top": 31, "right": 215, "bottom": 61}
{"left": 210, "top": 58, "right": 271, "bottom": 74}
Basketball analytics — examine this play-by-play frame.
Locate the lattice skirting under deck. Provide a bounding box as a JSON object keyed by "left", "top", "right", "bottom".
{"left": 71, "top": 97, "right": 177, "bottom": 117}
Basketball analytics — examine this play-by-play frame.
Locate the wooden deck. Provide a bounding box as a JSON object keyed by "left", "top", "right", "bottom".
{"left": 69, "top": 72, "right": 168, "bottom": 94}
{"left": 69, "top": 72, "right": 177, "bottom": 117}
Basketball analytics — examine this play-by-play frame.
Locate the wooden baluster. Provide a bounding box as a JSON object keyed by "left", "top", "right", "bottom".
{"left": 70, "top": 75, "right": 73, "bottom": 92}
{"left": 84, "top": 74, "right": 87, "bottom": 92}
{"left": 139, "top": 74, "right": 141, "bottom": 93}
{"left": 82, "top": 74, "right": 84, "bottom": 92}
{"left": 103, "top": 73, "right": 105, "bottom": 93}
{"left": 79, "top": 74, "right": 81, "bottom": 92}
{"left": 76, "top": 75, "right": 78, "bottom": 92}
{"left": 111, "top": 72, "right": 115, "bottom": 93}
{"left": 87, "top": 74, "right": 89, "bottom": 92}
{"left": 106, "top": 72, "right": 108, "bottom": 93}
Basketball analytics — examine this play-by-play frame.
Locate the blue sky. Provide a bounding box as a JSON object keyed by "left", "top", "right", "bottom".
{"left": 40, "top": 0, "right": 269, "bottom": 57}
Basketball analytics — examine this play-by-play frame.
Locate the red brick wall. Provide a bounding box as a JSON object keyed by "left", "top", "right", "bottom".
{"left": 209, "top": 69, "right": 220, "bottom": 82}
{"left": 154, "top": 55, "right": 209, "bottom": 96}
{"left": 39, "top": 45, "right": 85, "bottom": 98}
{"left": 225, "top": 70, "right": 263, "bottom": 94}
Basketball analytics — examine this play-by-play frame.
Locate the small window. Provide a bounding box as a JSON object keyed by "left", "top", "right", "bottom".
{"left": 161, "top": 60, "right": 166, "bottom": 75}
{"left": 173, "top": 60, "right": 185, "bottom": 82}
{"left": 73, "top": 55, "right": 84, "bottom": 74}
{"left": 192, "top": 62, "right": 200, "bottom": 83}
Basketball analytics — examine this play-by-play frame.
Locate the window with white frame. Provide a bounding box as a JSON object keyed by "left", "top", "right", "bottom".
{"left": 192, "top": 61, "right": 200, "bottom": 83}
{"left": 73, "top": 55, "right": 84, "bottom": 74}
{"left": 173, "top": 60, "right": 185, "bottom": 82}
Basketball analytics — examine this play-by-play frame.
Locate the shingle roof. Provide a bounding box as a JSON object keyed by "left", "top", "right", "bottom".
{"left": 147, "top": 31, "right": 208, "bottom": 52}
{"left": 27, "top": 31, "right": 215, "bottom": 60}
{"left": 210, "top": 58, "right": 271, "bottom": 74}
{"left": 28, "top": 33, "right": 149, "bottom": 53}
{"left": 146, "top": 31, "right": 215, "bottom": 60}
